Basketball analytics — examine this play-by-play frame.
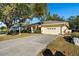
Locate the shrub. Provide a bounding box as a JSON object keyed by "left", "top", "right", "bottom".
{"left": 0, "top": 26, "right": 7, "bottom": 34}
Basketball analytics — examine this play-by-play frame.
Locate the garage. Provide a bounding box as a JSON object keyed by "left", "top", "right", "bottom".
{"left": 41, "top": 21, "right": 69, "bottom": 35}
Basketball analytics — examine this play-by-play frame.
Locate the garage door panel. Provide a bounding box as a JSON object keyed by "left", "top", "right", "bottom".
{"left": 41, "top": 27, "right": 61, "bottom": 35}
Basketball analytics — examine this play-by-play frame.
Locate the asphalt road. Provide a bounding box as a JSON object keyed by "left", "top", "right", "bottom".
{"left": 0, "top": 34, "right": 57, "bottom": 56}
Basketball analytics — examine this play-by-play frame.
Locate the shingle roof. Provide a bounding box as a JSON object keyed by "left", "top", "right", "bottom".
{"left": 41, "top": 20, "right": 69, "bottom": 27}
{"left": 43, "top": 20, "right": 67, "bottom": 24}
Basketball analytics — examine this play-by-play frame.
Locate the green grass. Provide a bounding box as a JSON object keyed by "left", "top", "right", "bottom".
{"left": 72, "top": 32, "right": 79, "bottom": 37}
{"left": 47, "top": 36, "right": 79, "bottom": 56}
{"left": 0, "top": 33, "right": 32, "bottom": 41}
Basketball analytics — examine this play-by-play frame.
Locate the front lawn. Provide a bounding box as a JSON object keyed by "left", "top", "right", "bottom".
{"left": 71, "top": 32, "right": 79, "bottom": 37}
{"left": 0, "top": 33, "right": 32, "bottom": 41}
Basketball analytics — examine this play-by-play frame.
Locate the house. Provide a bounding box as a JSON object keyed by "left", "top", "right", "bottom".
{"left": 11, "top": 16, "right": 42, "bottom": 33}
{"left": 11, "top": 17, "right": 71, "bottom": 35}
{"left": 41, "top": 21, "right": 71, "bottom": 35}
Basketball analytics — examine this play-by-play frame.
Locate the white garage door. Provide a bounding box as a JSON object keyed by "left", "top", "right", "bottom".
{"left": 41, "top": 27, "right": 61, "bottom": 35}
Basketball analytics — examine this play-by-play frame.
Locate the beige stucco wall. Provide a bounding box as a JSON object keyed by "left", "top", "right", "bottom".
{"left": 61, "top": 26, "right": 68, "bottom": 34}
{"left": 41, "top": 25, "right": 68, "bottom": 35}
{"left": 41, "top": 27, "right": 61, "bottom": 35}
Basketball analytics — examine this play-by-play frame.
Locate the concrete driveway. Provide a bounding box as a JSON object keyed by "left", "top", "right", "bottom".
{"left": 0, "top": 34, "right": 57, "bottom": 56}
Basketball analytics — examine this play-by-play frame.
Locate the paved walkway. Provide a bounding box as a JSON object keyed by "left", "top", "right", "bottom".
{"left": 0, "top": 34, "right": 57, "bottom": 56}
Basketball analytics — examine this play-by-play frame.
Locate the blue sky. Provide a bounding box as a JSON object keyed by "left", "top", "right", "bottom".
{"left": 48, "top": 3, "right": 79, "bottom": 19}
{"left": 31, "top": 3, "right": 79, "bottom": 24}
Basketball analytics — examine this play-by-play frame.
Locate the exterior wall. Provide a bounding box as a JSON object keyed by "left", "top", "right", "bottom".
{"left": 41, "top": 26, "right": 61, "bottom": 35}
{"left": 41, "top": 25, "right": 69, "bottom": 35}
{"left": 61, "top": 25, "right": 72, "bottom": 34}
{"left": 61, "top": 26, "right": 68, "bottom": 34}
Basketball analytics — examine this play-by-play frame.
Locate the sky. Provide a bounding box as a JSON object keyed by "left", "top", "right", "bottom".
{"left": 29, "top": 3, "right": 79, "bottom": 24}
{"left": 48, "top": 3, "right": 79, "bottom": 19}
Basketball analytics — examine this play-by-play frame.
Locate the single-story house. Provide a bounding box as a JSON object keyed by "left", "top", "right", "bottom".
{"left": 41, "top": 21, "right": 71, "bottom": 35}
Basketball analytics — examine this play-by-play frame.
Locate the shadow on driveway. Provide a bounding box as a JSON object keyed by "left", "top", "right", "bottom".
{"left": 42, "top": 48, "right": 65, "bottom": 56}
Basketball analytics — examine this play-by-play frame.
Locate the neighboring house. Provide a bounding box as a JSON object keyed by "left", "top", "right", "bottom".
{"left": 0, "top": 22, "right": 7, "bottom": 27}
{"left": 41, "top": 21, "right": 71, "bottom": 35}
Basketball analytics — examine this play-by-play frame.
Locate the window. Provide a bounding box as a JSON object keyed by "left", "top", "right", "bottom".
{"left": 47, "top": 28, "right": 56, "bottom": 30}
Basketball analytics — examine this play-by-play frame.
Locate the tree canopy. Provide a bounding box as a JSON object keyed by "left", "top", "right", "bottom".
{"left": 46, "top": 13, "right": 64, "bottom": 21}
{"left": 0, "top": 3, "right": 66, "bottom": 28}
{"left": 67, "top": 16, "right": 79, "bottom": 29}
{"left": 0, "top": 3, "right": 48, "bottom": 27}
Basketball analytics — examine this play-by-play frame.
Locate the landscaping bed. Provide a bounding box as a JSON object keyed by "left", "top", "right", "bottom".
{"left": 46, "top": 36, "right": 79, "bottom": 56}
